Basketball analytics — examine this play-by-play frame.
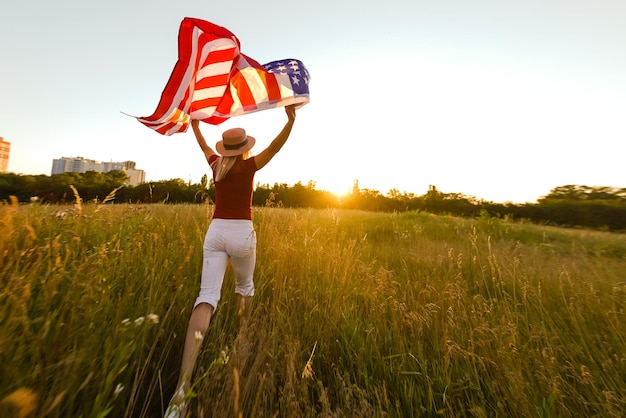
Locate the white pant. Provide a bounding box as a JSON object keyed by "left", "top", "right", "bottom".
{"left": 194, "top": 219, "right": 256, "bottom": 310}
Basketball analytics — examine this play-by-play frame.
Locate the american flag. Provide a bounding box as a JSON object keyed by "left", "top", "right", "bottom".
{"left": 135, "top": 18, "right": 310, "bottom": 136}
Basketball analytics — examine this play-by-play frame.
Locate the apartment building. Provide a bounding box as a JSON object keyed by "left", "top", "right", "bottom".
{"left": 0, "top": 137, "right": 10, "bottom": 173}
{"left": 51, "top": 156, "right": 146, "bottom": 186}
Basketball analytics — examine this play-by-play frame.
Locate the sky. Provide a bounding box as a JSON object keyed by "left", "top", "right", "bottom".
{"left": 1, "top": 0, "right": 625, "bottom": 203}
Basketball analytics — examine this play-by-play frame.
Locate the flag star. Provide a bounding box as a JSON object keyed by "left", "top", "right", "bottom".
{"left": 276, "top": 65, "right": 287, "bottom": 72}
{"left": 291, "top": 75, "right": 300, "bottom": 85}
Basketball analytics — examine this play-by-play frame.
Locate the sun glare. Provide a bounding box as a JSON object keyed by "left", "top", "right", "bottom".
{"left": 315, "top": 179, "right": 352, "bottom": 199}
{"left": 330, "top": 189, "right": 349, "bottom": 199}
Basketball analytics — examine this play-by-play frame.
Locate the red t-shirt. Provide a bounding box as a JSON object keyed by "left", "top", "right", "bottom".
{"left": 209, "top": 154, "right": 259, "bottom": 220}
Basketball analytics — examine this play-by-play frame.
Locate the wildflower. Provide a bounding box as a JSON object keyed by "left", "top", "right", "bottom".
{"left": 147, "top": 313, "right": 159, "bottom": 324}
{"left": 114, "top": 384, "right": 125, "bottom": 395}
{"left": 121, "top": 318, "right": 131, "bottom": 326}
{"left": 216, "top": 350, "right": 229, "bottom": 365}
{"left": 134, "top": 317, "right": 145, "bottom": 326}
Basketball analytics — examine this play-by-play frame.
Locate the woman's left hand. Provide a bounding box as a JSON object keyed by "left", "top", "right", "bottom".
{"left": 285, "top": 105, "right": 297, "bottom": 122}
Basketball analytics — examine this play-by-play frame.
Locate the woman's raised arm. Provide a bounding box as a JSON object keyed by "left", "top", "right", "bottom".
{"left": 191, "top": 119, "right": 217, "bottom": 164}
{"left": 254, "top": 105, "right": 297, "bottom": 170}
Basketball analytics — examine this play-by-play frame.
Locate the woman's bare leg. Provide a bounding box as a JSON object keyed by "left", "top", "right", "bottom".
{"left": 170, "top": 302, "right": 214, "bottom": 405}
{"left": 236, "top": 294, "right": 252, "bottom": 320}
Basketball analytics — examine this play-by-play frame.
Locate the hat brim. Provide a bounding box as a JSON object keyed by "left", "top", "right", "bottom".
{"left": 215, "top": 136, "right": 256, "bottom": 157}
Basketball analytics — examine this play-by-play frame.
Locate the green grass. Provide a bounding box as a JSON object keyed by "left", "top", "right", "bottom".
{"left": 1, "top": 199, "right": 625, "bottom": 417}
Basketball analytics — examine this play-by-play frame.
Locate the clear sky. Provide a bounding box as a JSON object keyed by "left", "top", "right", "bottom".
{"left": 1, "top": 0, "right": 625, "bottom": 203}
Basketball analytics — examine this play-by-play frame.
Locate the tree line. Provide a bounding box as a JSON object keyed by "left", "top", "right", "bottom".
{"left": 1, "top": 171, "right": 625, "bottom": 231}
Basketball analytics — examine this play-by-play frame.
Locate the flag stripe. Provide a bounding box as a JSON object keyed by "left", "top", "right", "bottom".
{"left": 261, "top": 69, "right": 282, "bottom": 102}
{"left": 232, "top": 70, "right": 258, "bottom": 110}
{"left": 194, "top": 73, "right": 230, "bottom": 90}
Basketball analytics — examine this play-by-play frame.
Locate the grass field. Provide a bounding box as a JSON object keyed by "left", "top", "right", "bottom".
{"left": 1, "top": 198, "right": 625, "bottom": 417}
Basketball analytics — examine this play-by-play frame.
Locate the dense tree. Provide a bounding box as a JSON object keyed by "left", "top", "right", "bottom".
{"left": 1, "top": 173, "right": 624, "bottom": 231}
{"left": 539, "top": 185, "right": 626, "bottom": 202}
{"left": 253, "top": 182, "right": 339, "bottom": 209}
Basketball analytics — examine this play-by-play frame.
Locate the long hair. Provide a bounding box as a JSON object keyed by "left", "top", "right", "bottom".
{"left": 211, "top": 152, "right": 251, "bottom": 182}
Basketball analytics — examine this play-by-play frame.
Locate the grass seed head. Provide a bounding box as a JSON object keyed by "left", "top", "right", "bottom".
{"left": 1, "top": 387, "right": 38, "bottom": 418}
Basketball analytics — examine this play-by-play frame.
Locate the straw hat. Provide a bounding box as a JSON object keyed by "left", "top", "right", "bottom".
{"left": 216, "top": 128, "right": 256, "bottom": 157}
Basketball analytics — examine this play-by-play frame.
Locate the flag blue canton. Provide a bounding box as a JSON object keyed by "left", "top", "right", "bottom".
{"left": 264, "top": 59, "right": 310, "bottom": 95}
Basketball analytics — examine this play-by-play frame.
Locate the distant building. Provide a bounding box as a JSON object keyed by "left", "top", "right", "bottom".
{"left": 51, "top": 156, "right": 146, "bottom": 186}
{"left": 0, "top": 137, "right": 10, "bottom": 173}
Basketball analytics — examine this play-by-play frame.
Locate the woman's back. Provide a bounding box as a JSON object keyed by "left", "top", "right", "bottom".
{"left": 212, "top": 156, "right": 258, "bottom": 220}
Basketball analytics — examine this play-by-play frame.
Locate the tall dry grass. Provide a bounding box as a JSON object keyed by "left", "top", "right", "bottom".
{"left": 1, "top": 199, "right": 625, "bottom": 417}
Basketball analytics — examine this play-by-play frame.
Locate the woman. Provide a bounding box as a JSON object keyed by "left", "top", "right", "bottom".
{"left": 165, "top": 105, "right": 297, "bottom": 417}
